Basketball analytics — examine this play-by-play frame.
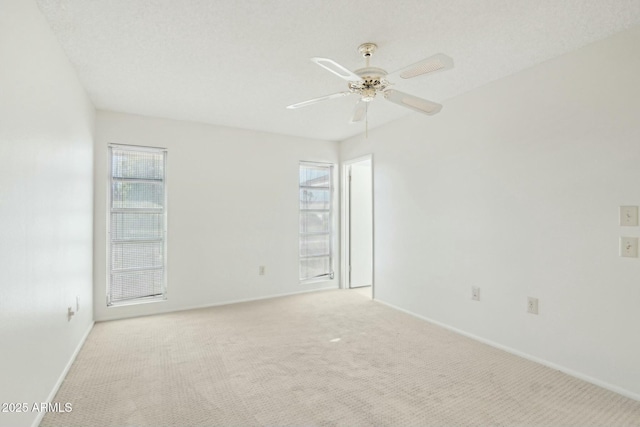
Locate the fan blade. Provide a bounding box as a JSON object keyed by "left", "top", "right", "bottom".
{"left": 384, "top": 90, "right": 442, "bottom": 115}
{"left": 350, "top": 100, "right": 367, "bottom": 123}
{"left": 286, "top": 91, "right": 351, "bottom": 109}
{"left": 311, "top": 57, "right": 362, "bottom": 82}
{"left": 389, "top": 53, "right": 453, "bottom": 80}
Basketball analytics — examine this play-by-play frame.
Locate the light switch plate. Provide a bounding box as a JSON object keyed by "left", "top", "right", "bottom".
{"left": 620, "top": 206, "right": 638, "bottom": 226}
{"left": 620, "top": 237, "right": 638, "bottom": 257}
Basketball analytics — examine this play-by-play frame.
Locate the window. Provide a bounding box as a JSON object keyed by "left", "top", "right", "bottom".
{"left": 108, "top": 145, "right": 167, "bottom": 306}
{"left": 299, "top": 162, "right": 334, "bottom": 282}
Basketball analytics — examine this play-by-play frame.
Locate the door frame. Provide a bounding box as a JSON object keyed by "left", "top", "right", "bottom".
{"left": 341, "top": 154, "right": 374, "bottom": 298}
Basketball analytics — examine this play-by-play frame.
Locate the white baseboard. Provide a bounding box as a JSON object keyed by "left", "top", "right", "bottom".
{"left": 32, "top": 321, "right": 95, "bottom": 427}
{"left": 169, "top": 286, "right": 339, "bottom": 314}
{"left": 96, "top": 285, "right": 339, "bottom": 322}
{"left": 375, "top": 298, "right": 640, "bottom": 402}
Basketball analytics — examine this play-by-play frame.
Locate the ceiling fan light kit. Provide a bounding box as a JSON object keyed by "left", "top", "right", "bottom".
{"left": 286, "top": 42, "right": 453, "bottom": 125}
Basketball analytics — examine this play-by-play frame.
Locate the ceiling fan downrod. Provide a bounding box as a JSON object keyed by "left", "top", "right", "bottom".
{"left": 358, "top": 42, "right": 377, "bottom": 68}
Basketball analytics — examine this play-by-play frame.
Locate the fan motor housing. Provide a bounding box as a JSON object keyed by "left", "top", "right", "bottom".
{"left": 354, "top": 67, "right": 387, "bottom": 78}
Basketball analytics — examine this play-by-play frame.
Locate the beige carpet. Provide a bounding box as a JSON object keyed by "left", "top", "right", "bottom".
{"left": 42, "top": 289, "right": 640, "bottom": 426}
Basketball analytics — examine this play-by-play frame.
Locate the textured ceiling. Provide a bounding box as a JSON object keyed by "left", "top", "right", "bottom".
{"left": 36, "top": 0, "right": 640, "bottom": 141}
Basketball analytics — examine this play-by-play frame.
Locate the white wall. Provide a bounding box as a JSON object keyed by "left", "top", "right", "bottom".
{"left": 341, "top": 26, "right": 640, "bottom": 399}
{"left": 0, "top": 1, "right": 95, "bottom": 427}
{"left": 94, "top": 111, "right": 340, "bottom": 321}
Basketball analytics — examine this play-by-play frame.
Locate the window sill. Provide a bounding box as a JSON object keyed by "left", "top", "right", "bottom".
{"left": 107, "top": 295, "right": 167, "bottom": 308}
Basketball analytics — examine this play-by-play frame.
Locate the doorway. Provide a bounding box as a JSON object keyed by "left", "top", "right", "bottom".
{"left": 342, "top": 156, "right": 373, "bottom": 297}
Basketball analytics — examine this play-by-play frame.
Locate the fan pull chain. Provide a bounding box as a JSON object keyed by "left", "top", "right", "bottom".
{"left": 365, "top": 102, "right": 369, "bottom": 139}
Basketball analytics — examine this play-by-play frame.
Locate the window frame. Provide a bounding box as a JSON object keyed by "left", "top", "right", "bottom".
{"left": 107, "top": 143, "right": 168, "bottom": 306}
{"left": 299, "top": 161, "right": 335, "bottom": 283}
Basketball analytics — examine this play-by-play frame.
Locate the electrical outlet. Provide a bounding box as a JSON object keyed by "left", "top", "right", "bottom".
{"left": 259, "top": 265, "right": 265, "bottom": 276}
{"left": 620, "top": 237, "right": 638, "bottom": 257}
{"left": 527, "top": 297, "right": 539, "bottom": 315}
{"left": 471, "top": 286, "right": 480, "bottom": 301}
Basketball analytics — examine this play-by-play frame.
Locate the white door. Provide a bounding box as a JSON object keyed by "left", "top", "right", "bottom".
{"left": 349, "top": 159, "right": 373, "bottom": 288}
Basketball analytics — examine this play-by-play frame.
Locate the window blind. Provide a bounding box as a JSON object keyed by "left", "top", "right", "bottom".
{"left": 299, "top": 162, "right": 334, "bottom": 281}
{"left": 108, "top": 145, "right": 167, "bottom": 305}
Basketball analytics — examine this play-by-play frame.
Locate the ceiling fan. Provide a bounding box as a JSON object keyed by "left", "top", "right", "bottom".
{"left": 286, "top": 43, "right": 454, "bottom": 123}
